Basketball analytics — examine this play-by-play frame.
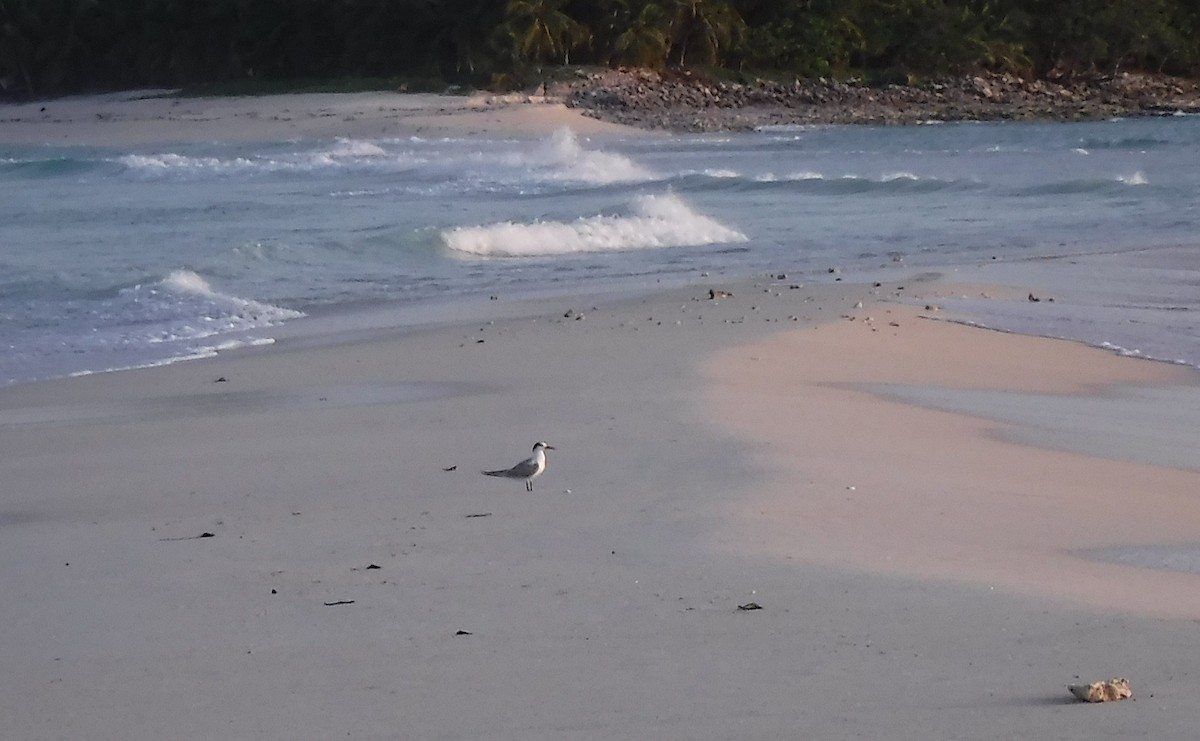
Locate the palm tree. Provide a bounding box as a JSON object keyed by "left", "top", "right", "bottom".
{"left": 666, "top": 0, "right": 745, "bottom": 67}
{"left": 502, "top": 0, "right": 591, "bottom": 65}
{"left": 613, "top": 1, "right": 671, "bottom": 67}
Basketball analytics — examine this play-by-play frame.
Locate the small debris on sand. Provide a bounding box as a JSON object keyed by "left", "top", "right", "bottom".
{"left": 1068, "top": 677, "right": 1132, "bottom": 702}
{"left": 159, "top": 531, "right": 215, "bottom": 541}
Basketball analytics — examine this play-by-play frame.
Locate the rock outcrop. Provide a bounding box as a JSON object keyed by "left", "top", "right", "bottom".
{"left": 562, "top": 68, "right": 1200, "bottom": 131}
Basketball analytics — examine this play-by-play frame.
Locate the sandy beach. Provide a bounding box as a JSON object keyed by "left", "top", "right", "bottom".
{"left": 0, "top": 89, "right": 636, "bottom": 145}
{"left": 3, "top": 93, "right": 1200, "bottom": 739}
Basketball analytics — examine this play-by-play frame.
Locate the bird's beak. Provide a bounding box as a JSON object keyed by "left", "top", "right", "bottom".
{"left": 545, "top": 445, "right": 556, "bottom": 450}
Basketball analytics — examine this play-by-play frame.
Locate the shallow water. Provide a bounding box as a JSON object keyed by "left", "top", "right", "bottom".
{"left": 2, "top": 117, "right": 1198, "bottom": 384}
{"left": 871, "top": 383, "right": 1200, "bottom": 473}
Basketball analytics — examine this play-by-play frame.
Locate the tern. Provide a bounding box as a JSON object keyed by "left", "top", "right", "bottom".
{"left": 482, "top": 441, "right": 555, "bottom": 491}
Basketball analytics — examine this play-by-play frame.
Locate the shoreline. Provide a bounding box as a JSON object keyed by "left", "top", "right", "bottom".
{"left": 0, "top": 89, "right": 643, "bottom": 146}
{"left": 4, "top": 275, "right": 1200, "bottom": 738}
{"left": 6, "top": 259, "right": 1195, "bottom": 393}
{"left": 706, "top": 299, "right": 1200, "bottom": 618}
{"left": 6, "top": 68, "right": 1200, "bottom": 148}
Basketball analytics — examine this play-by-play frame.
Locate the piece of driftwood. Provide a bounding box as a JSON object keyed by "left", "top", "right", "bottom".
{"left": 1068, "top": 677, "right": 1132, "bottom": 703}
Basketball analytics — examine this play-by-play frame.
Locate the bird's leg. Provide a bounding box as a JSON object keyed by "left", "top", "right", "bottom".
{"left": 526, "top": 481, "right": 533, "bottom": 492}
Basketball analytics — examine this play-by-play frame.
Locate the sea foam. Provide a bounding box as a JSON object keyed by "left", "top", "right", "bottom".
{"left": 328, "top": 138, "right": 388, "bottom": 158}
{"left": 114, "top": 270, "right": 306, "bottom": 347}
{"left": 511, "top": 128, "right": 654, "bottom": 184}
{"left": 118, "top": 139, "right": 415, "bottom": 177}
{"left": 441, "top": 193, "right": 747, "bottom": 257}
{"left": 119, "top": 152, "right": 256, "bottom": 174}
{"left": 158, "top": 269, "right": 304, "bottom": 327}
{"left": 116, "top": 130, "right": 645, "bottom": 186}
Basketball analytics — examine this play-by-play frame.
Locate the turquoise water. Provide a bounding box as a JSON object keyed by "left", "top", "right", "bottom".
{"left": 2, "top": 118, "right": 1198, "bottom": 384}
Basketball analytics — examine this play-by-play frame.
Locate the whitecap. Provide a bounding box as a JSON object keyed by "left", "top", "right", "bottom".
{"left": 159, "top": 269, "right": 304, "bottom": 325}
{"left": 111, "top": 270, "right": 305, "bottom": 347}
{"left": 119, "top": 153, "right": 256, "bottom": 174}
{"left": 119, "top": 140, "right": 416, "bottom": 177}
{"left": 441, "top": 194, "right": 747, "bottom": 257}
{"left": 501, "top": 128, "right": 655, "bottom": 184}
{"left": 329, "top": 138, "right": 388, "bottom": 158}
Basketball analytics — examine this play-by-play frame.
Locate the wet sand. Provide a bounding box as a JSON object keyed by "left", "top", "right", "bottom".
{"left": 706, "top": 302, "right": 1200, "bottom": 618}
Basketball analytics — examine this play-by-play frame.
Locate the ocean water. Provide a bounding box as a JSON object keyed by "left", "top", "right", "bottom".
{"left": 2, "top": 117, "right": 1198, "bottom": 385}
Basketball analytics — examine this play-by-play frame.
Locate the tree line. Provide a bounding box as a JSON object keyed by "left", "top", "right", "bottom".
{"left": 2, "top": 0, "right": 1198, "bottom": 99}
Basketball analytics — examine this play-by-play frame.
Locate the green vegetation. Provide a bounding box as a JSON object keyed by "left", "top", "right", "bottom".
{"left": 2, "top": 0, "right": 1198, "bottom": 99}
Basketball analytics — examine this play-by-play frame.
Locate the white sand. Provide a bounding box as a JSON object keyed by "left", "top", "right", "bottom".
{"left": 0, "top": 89, "right": 638, "bottom": 146}
{"left": 3, "top": 275, "right": 1200, "bottom": 739}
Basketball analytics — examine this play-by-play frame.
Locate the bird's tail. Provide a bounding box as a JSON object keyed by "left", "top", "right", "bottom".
{"left": 481, "top": 469, "right": 506, "bottom": 477}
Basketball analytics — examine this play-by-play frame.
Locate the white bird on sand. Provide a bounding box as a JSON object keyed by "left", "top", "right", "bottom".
{"left": 482, "top": 441, "right": 555, "bottom": 491}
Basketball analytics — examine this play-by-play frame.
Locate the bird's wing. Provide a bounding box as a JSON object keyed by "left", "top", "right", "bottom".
{"left": 482, "top": 456, "right": 539, "bottom": 479}
{"left": 504, "top": 457, "right": 540, "bottom": 479}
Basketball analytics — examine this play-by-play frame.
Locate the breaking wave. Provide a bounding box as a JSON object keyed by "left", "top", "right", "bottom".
{"left": 498, "top": 128, "right": 655, "bottom": 184}
{"left": 101, "top": 269, "right": 307, "bottom": 349}
{"left": 114, "top": 129, "right": 651, "bottom": 188}
{"left": 153, "top": 269, "right": 304, "bottom": 331}
{"left": 116, "top": 138, "right": 416, "bottom": 176}
{"left": 441, "top": 194, "right": 747, "bottom": 257}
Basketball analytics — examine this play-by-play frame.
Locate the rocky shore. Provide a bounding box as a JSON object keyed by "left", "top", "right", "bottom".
{"left": 562, "top": 68, "right": 1200, "bottom": 131}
